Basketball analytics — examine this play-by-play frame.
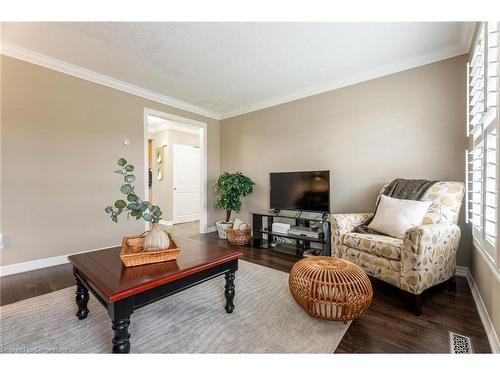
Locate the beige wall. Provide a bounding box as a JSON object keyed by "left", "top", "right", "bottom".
{"left": 221, "top": 55, "right": 471, "bottom": 266}
{"left": 0, "top": 55, "right": 221, "bottom": 266}
{"left": 150, "top": 128, "right": 199, "bottom": 222}
{"left": 470, "top": 247, "right": 500, "bottom": 346}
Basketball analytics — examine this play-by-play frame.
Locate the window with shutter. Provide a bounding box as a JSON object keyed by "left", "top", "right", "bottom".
{"left": 466, "top": 22, "right": 499, "bottom": 264}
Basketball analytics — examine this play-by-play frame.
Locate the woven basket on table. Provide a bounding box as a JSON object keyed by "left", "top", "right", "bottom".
{"left": 227, "top": 228, "right": 251, "bottom": 246}
{"left": 120, "top": 233, "right": 180, "bottom": 267}
{"left": 289, "top": 256, "right": 373, "bottom": 321}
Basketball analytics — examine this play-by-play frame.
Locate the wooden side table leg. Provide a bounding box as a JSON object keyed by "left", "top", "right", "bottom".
{"left": 75, "top": 278, "right": 89, "bottom": 320}
{"left": 224, "top": 271, "right": 235, "bottom": 313}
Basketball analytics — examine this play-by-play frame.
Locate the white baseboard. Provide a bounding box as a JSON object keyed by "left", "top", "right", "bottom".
{"left": 456, "top": 266, "right": 500, "bottom": 353}
{"left": 0, "top": 244, "right": 119, "bottom": 277}
{"left": 207, "top": 226, "right": 217, "bottom": 233}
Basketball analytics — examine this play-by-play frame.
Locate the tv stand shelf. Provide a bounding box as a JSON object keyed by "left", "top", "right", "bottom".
{"left": 257, "top": 229, "right": 326, "bottom": 243}
{"left": 251, "top": 210, "right": 331, "bottom": 257}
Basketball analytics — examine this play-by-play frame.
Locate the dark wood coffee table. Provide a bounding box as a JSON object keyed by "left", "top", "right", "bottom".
{"left": 68, "top": 238, "right": 243, "bottom": 353}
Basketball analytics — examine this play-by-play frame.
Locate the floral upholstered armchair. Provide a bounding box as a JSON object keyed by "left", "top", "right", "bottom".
{"left": 330, "top": 181, "right": 465, "bottom": 314}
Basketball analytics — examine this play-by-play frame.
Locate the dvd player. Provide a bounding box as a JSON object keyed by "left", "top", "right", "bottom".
{"left": 288, "top": 226, "right": 324, "bottom": 239}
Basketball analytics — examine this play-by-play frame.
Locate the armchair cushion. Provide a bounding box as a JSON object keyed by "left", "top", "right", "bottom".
{"left": 343, "top": 247, "right": 401, "bottom": 287}
{"left": 343, "top": 232, "right": 403, "bottom": 261}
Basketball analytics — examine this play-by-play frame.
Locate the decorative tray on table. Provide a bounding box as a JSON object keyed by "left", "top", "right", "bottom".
{"left": 120, "top": 233, "right": 180, "bottom": 267}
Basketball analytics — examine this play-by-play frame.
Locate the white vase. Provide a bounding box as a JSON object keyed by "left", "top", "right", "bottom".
{"left": 216, "top": 220, "right": 233, "bottom": 239}
{"left": 144, "top": 223, "right": 170, "bottom": 251}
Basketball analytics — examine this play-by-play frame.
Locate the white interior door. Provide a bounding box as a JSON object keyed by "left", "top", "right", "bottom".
{"left": 173, "top": 143, "right": 201, "bottom": 224}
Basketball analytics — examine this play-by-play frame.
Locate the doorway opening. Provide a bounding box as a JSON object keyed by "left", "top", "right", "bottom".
{"left": 144, "top": 108, "right": 208, "bottom": 235}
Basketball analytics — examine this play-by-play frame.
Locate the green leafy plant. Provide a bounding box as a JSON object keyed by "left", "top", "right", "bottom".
{"left": 214, "top": 172, "right": 255, "bottom": 222}
{"left": 105, "top": 158, "right": 162, "bottom": 223}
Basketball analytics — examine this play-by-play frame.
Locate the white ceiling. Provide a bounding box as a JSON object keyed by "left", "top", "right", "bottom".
{"left": 0, "top": 22, "right": 474, "bottom": 119}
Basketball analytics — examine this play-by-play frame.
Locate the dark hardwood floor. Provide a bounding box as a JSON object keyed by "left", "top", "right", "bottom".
{"left": 0, "top": 223, "right": 492, "bottom": 353}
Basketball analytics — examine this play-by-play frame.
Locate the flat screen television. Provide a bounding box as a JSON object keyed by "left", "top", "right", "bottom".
{"left": 270, "top": 170, "right": 330, "bottom": 213}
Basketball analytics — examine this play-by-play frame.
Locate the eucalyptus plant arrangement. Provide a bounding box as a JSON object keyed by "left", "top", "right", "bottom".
{"left": 214, "top": 172, "right": 255, "bottom": 223}
{"left": 105, "top": 158, "right": 162, "bottom": 223}
{"left": 105, "top": 158, "right": 169, "bottom": 251}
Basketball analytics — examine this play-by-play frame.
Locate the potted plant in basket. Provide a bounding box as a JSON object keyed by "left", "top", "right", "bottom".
{"left": 214, "top": 172, "right": 255, "bottom": 239}
{"left": 105, "top": 157, "right": 170, "bottom": 251}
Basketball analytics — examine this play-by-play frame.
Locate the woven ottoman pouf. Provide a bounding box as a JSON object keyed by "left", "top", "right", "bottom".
{"left": 289, "top": 256, "right": 373, "bottom": 321}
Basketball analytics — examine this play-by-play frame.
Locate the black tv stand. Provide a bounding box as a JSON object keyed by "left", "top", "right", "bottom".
{"left": 251, "top": 210, "right": 331, "bottom": 257}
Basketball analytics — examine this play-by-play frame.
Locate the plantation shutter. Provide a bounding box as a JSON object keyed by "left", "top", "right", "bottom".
{"left": 467, "top": 24, "right": 486, "bottom": 229}
{"left": 484, "top": 22, "right": 498, "bottom": 247}
{"left": 467, "top": 24, "right": 485, "bottom": 138}
{"left": 467, "top": 22, "right": 499, "bottom": 261}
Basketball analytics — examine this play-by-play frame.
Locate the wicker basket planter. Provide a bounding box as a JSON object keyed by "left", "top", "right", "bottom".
{"left": 289, "top": 256, "right": 373, "bottom": 321}
{"left": 120, "top": 233, "right": 180, "bottom": 267}
{"left": 227, "top": 228, "right": 251, "bottom": 246}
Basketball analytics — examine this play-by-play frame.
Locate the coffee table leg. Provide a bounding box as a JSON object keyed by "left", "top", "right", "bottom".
{"left": 224, "top": 271, "right": 235, "bottom": 313}
{"left": 112, "top": 318, "right": 131, "bottom": 354}
{"left": 109, "top": 299, "right": 134, "bottom": 354}
{"left": 75, "top": 278, "right": 89, "bottom": 320}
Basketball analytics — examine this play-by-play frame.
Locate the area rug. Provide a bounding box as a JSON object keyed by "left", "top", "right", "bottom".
{"left": 0, "top": 260, "right": 350, "bottom": 353}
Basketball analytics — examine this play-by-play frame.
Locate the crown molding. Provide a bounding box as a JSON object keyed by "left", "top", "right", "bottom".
{"left": 1, "top": 26, "right": 474, "bottom": 123}
{"left": 220, "top": 44, "right": 470, "bottom": 120}
{"left": 0, "top": 42, "right": 222, "bottom": 120}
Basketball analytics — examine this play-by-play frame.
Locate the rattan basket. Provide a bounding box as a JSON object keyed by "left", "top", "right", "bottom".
{"left": 227, "top": 227, "right": 251, "bottom": 246}
{"left": 120, "top": 233, "right": 180, "bottom": 267}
